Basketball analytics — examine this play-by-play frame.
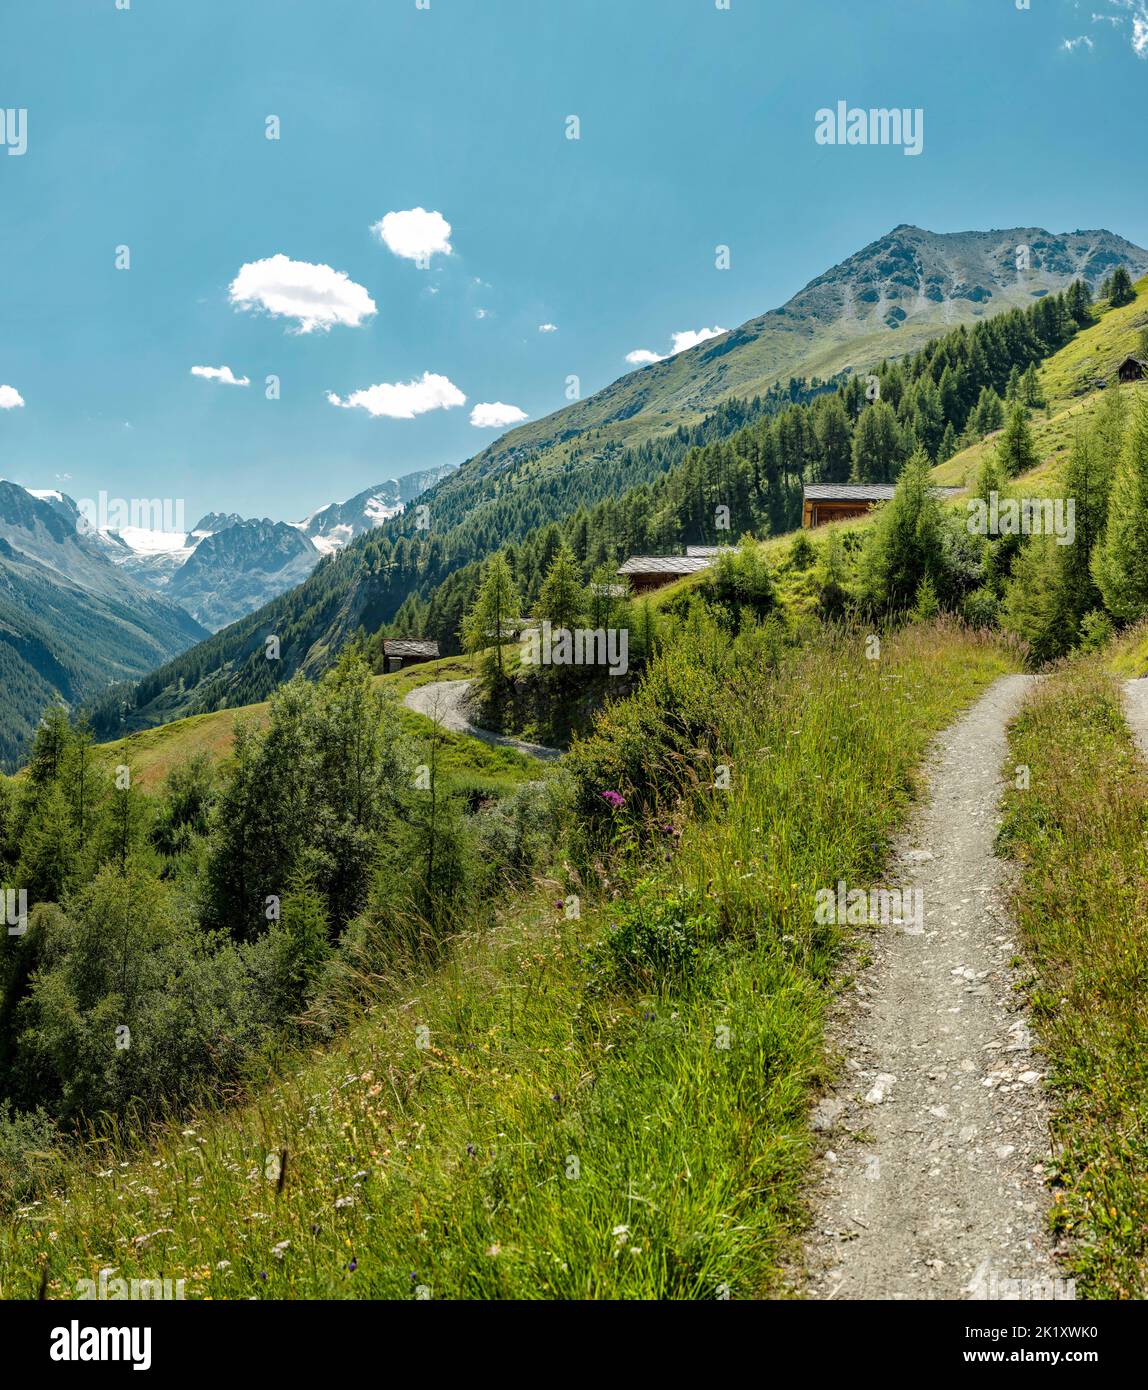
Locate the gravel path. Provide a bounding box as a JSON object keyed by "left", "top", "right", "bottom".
{"left": 403, "top": 678, "right": 562, "bottom": 761}
{"left": 1121, "top": 678, "right": 1148, "bottom": 757}
{"left": 803, "top": 674, "right": 1062, "bottom": 1300}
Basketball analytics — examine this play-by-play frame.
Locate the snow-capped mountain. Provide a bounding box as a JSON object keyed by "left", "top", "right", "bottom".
{"left": 293, "top": 467, "right": 455, "bottom": 555}
{"left": 7, "top": 467, "right": 455, "bottom": 634}
{"left": 0, "top": 480, "right": 208, "bottom": 768}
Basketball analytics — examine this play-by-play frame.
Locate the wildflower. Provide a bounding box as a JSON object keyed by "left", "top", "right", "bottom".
{"left": 272, "top": 1241, "right": 290, "bottom": 1260}
{"left": 599, "top": 790, "right": 625, "bottom": 810}
{"left": 347, "top": 1258, "right": 358, "bottom": 1273}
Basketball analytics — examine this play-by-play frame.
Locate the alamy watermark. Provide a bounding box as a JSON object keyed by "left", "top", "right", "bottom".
{"left": 4, "top": 888, "right": 27, "bottom": 936}
{"left": 76, "top": 1270, "right": 186, "bottom": 1301}
{"left": 521, "top": 621, "right": 629, "bottom": 676}
{"left": 1, "top": 108, "right": 28, "bottom": 156}
{"left": 77, "top": 492, "right": 186, "bottom": 536}
{"left": 967, "top": 1259, "right": 1076, "bottom": 1302}
{"left": 815, "top": 879, "right": 924, "bottom": 932}
{"left": 815, "top": 101, "right": 924, "bottom": 156}
{"left": 966, "top": 493, "right": 1075, "bottom": 546}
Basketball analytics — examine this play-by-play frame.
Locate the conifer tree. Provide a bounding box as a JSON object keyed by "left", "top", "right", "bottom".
{"left": 535, "top": 543, "right": 585, "bottom": 631}
{"left": 1109, "top": 265, "right": 1135, "bottom": 308}
{"left": 997, "top": 404, "right": 1039, "bottom": 477}
{"left": 1092, "top": 399, "right": 1148, "bottom": 622}
{"left": 1065, "top": 278, "right": 1093, "bottom": 328}
{"left": 1020, "top": 364, "right": 1043, "bottom": 408}
{"left": 1052, "top": 424, "right": 1114, "bottom": 646}
{"left": 850, "top": 401, "right": 907, "bottom": 483}
{"left": 859, "top": 448, "right": 946, "bottom": 613}
{"left": 812, "top": 394, "right": 853, "bottom": 483}
{"left": 462, "top": 553, "right": 521, "bottom": 678}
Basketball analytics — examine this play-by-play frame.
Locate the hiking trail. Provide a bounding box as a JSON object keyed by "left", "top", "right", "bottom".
{"left": 803, "top": 674, "right": 1062, "bottom": 1300}
{"left": 403, "top": 678, "right": 562, "bottom": 761}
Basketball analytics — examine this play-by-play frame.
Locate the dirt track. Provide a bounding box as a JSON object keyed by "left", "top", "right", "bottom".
{"left": 403, "top": 678, "right": 561, "bottom": 761}
{"left": 803, "top": 675, "right": 1063, "bottom": 1300}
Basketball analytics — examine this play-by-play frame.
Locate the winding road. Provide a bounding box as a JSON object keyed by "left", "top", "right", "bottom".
{"left": 402, "top": 678, "right": 562, "bottom": 761}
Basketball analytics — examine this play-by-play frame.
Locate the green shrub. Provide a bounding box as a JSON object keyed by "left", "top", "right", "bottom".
{"left": 589, "top": 880, "right": 713, "bottom": 993}
{"left": 1079, "top": 608, "right": 1115, "bottom": 652}
{"left": 0, "top": 1104, "right": 62, "bottom": 1210}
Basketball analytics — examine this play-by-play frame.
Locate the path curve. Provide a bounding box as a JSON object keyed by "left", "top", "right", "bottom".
{"left": 803, "top": 674, "right": 1061, "bottom": 1300}
{"left": 403, "top": 678, "right": 562, "bottom": 761}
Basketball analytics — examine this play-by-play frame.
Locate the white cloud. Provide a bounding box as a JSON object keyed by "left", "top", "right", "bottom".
{"left": 191, "top": 364, "right": 250, "bottom": 387}
{"left": 475, "top": 308, "right": 490, "bottom": 320}
{"left": 470, "top": 401, "right": 529, "bottom": 429}
{"left": 229, "top": 254, "right": 377, "bottom": 333}
{"left": 626, "top": 325, "right": 727, "bottom": 365}
{"left": 1094, "top": 1, "right": 1148, "bottom": 55}
{"left": 0, "top": 385, "right": 25, "bottom": 409}
{"left": 371, "top": 208, "right": 453, "bottom": 263}
{"left": 538, "top": 323, "right": 558, "bottom": 333}
{"left": 327, "top": 371, "right": 466, "bottom": 420}
{"left": 670, "top": 326, "right": 727, "bottom": 353}
{"left": 1061, "top": 34, "right": 1094, "bottom": 50}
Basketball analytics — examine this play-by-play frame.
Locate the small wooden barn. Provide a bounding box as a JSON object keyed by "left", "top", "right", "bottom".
{"left": 802, "top": 483, "right": 963, "bottom": 528}
{"left": 382, "top": 638, "right": 440, "bottom": 673}
{"left": 615, "top": 553, "right": 714, "bottom": 596}
{"left": 1117, "top": 355, "right": 1147, "bottom": 384}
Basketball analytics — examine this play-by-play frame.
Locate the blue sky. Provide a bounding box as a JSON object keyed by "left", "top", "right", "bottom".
{"left": 1, "top": 0, "right": 1146, "bottom": 523}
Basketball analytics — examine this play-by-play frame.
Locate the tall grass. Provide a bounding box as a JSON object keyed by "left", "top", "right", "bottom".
{"left": 998, "top": 661, "right": 1148, "bottom": 1298}
{"left": 0, "top": 620, "right": 1016, "bottom": 1299}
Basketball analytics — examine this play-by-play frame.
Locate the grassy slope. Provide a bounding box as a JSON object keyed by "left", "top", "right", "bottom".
{"left": 999, "top": 661, "right": 1148, "bottom": 1297}
{"left": 931, "top": 280, "right": 1148, "bottom": 495}
{"left": 1106, "top": 619, "right": 1148, "bottom": 680}
{"left": 0, "top": 622, "right": 1017, "bottom": 1300}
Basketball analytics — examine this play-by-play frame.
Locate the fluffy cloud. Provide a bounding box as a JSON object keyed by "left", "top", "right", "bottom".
{"left": 229, "top": 254, "right": 377, "bottom": 333}
{"left": 1135, "top": 8, "right": 1148, "bottom": 56}
{"left": 371, "top": 208, "right": 453, "bottom": 263}
{"left": 0, "top": 384, "right": 25, "bottom": 409}
{"left": 327, "top": 371, "right": 466, "bottom": 420}
{"left": 625, "top": 325, "right": 727, "bottom": 366}
{"left": 1061, "top": 34, "right": 1094, "bottom": 51}
{"left": 191, "top": 364, "right": 250, "bottom": 386}
{"left": 538, "top": 323, "right": 558, "bottom": 333}
{"left": 470, "top": 401, "right": 528, "bottom": 429}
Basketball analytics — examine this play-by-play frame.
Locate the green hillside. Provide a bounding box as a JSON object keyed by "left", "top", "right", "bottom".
{"left": 63, "top": 653, "right": 536, "bottom": 797}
